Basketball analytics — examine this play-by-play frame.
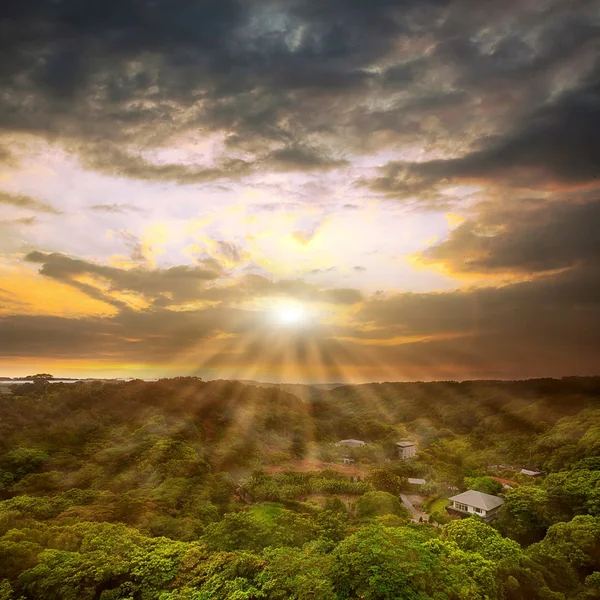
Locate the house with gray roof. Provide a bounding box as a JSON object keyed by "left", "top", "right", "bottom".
{"left": 447, "top": 490, "right": 504, "bottom": 521}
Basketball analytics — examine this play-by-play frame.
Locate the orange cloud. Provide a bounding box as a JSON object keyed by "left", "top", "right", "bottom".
{"left": 0, "top": 263, "right": 117, "bottom": 317}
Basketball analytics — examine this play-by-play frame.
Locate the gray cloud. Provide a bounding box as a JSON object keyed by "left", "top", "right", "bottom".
{"left": 351, "top": 262, "right": 600, "bottom": 374}
{"left": 0, "top": 216, "right": 36, "bottom": 226}
{"left": 1, "top": 0, "right": 597, "bottom": 183}
{"left": 78, "top": 142, "right": 256, "bottom": 183}
{"left": 24, "top": 251, "right": 225, "bottom": 306}
{"left": 89, "top": 203, "right": 141, "bottom": 213}
{"left": 368, "top": 67, "right": 600, "bottom": 198}
{"left": 0, "top": 191, "right": 62, "bottom": 214}
{"left": 266, "top": 145, "right": 349, "bottom": 172}
{"left": 23, "top": 251, "right": 365, "bottom": 309}
{"left": 422, "top": 199, "right": 600, "bottom": 275}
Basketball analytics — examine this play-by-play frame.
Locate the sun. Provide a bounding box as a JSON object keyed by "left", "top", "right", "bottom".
{"left": 274, "top": 302, "right": 307, "bottom": 325}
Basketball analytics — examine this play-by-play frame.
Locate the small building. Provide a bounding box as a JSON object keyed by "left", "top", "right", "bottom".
{"left": 490, "top": 476, "right": 520, "bottom": 490}
{"left": 448, "top": 490, "right": 504, "bottom": 521}
{"left": 342, "top": 457, "right": 355, "bottom": 465}
{"left": 407, "top": 477, "right": 427, "bottom": 486}
{"left": 520, "top": 468, "right": 542, "bottom": 477}
{"left": 396, "top": 441, "right": 416, "bottom": 460}
{"left": 336, "top": 439, "right": 366, "bottom": 448}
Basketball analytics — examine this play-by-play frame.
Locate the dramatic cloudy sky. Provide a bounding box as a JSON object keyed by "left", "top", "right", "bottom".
{"left": 1, "top": 0, "right": 599, "bottom": 381}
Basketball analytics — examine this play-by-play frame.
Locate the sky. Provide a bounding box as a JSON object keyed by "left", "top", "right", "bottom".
{"left": 0, "top": 0, "right": 599, "bottom": 382}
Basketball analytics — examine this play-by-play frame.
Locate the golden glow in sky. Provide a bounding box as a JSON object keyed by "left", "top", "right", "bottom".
{"left": 0, "top": 0, "right": 599, "bottom": 381}
{"left": 274, "top": 303, "right": 307, "bottom": 326}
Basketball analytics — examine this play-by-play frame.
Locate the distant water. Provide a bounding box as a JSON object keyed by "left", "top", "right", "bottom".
{"left": 3, "top": 379, "right": 145, "bottom": 384}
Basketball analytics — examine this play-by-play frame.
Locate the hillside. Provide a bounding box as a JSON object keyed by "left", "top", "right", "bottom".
{"left": 0, "top": 377, "right": 599, "bottom": 599}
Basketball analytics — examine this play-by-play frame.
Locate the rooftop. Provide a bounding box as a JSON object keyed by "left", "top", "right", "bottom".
{"left": 448, "top": 490, "right": 505, "bottom": 511}
{"left": 520, "top": 469, "right": 542, "bottom": 476}
{"left": 336, "top": 439, "right": 366, "bottom": 446}
{"left": 396, "top": 441, "right": 415, "bottom": 447}
{"left": 490, "top": 476, "right": 520, "bottom": 487}
{"left": 407, "top": 478, "right": 426, "bottom": 485}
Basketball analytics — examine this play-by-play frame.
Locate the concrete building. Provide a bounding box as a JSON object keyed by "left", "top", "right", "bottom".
{"left": 448, "top": 490, "right": 504, "bottom": 521}
{"left": 396, "top": 441, "right": 416, "bottom": 460}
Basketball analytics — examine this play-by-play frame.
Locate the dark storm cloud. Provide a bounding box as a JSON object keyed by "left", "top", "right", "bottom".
{"left": 0, "top": 191, "right": 62, "bottom": 214}
{"left": 0, "top": 0, "right": 424, "bottom": 138}
{"left": 78, "top": 143, "right": 256, "bottom": 183}
{"left": 368, "top": 67, "right": 600, "bottom": 196}
{"left": 2, "top": 0, "right": 597, "bottom": 181}
{"left": 0, "top": 307, "right": 254, "bottom": 360}
{"left": 266, "top": 145, "right": 348, "bottom": 172}
{"left": 353, "top": 263, "right": 600, "bottom": 367}
{"left": 422, "top": 199, "right": 600, "bottom": 274}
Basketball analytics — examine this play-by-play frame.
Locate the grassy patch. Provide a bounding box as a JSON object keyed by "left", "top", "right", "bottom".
{"left": 423, "top": 496, "right": 450, "bottom": 514}
{"left": 248, "top": 502, "right": 284, "bottom": 523}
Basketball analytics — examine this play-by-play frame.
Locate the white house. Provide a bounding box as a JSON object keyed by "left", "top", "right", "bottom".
{"left": 448, "top": 490, "right": 504, "bottom": 521}
{"left": 336, "top": 439, "right": 366, "bottom": 448}
{"left": 396, "top": 441, "right": 416, "bottom": 460}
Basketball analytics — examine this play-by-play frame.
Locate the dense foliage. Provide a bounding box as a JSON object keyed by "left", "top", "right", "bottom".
{"left": 0, "top": 377, "right": 599, "bottom": 599}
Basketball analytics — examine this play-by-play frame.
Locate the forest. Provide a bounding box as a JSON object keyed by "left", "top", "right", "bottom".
{"left": 0, "top": 376, "right": 599, "bottom": 599}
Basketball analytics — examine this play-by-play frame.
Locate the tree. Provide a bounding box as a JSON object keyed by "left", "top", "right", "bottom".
{"left": 272, "top": 511, "right": 319, "bottom": 548}
{"left": 167, "top": 550, "right": 265, "bottom": 600}
{"left": 543, "top": 469, "right": 600, "bottom": 518}
{"left": 425, "top": 539, "right": 498, "bottom": 599}
{"left": 290, "top": 430, "right": 307, "bottom": 460}
{"left": 259, "top": 544, "right": 336, "bottom": 600}
{"left": 2, "top": 447, "right": 49, "bottom": 479}
{"left": 442, "top": 517, "right": 522, "bottom": 561}
{"left": 201, "top": 512, "right": 272, "bottom": 552}
{"left": 0, "top": 580, "right": 14, "bottom": 600}
{"left": 330, "top": 525, "right": 443, "bottom": 600}
{"left": 25, "top": 374, "right": 54, "bottom": 381}
{"left": 366, "top": 468, "right": 406, "bottom": 495}
{"left": 578, "top": 572, "right": 600, "bottom": 600}
{"left": 529, "top": 515, "right": 600, "bottom": 573}
{"left": 464, "top": 476, "right": 503, "bottom": 496}
{"left": 354, "top": 491, "right": 410, "bottom": 521}
{"left": 496, "top": 486, "right": 553, "bottom": 544}
{"left": 315, "top": 510, "right": 349, "bottom": 542}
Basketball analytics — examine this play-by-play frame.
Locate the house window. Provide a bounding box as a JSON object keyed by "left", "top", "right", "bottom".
{"left": 473, "top": 507, "right": 483, "bottom": 514}
{"left": 455, "top": 502, "right": 469, "bottom": 511}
